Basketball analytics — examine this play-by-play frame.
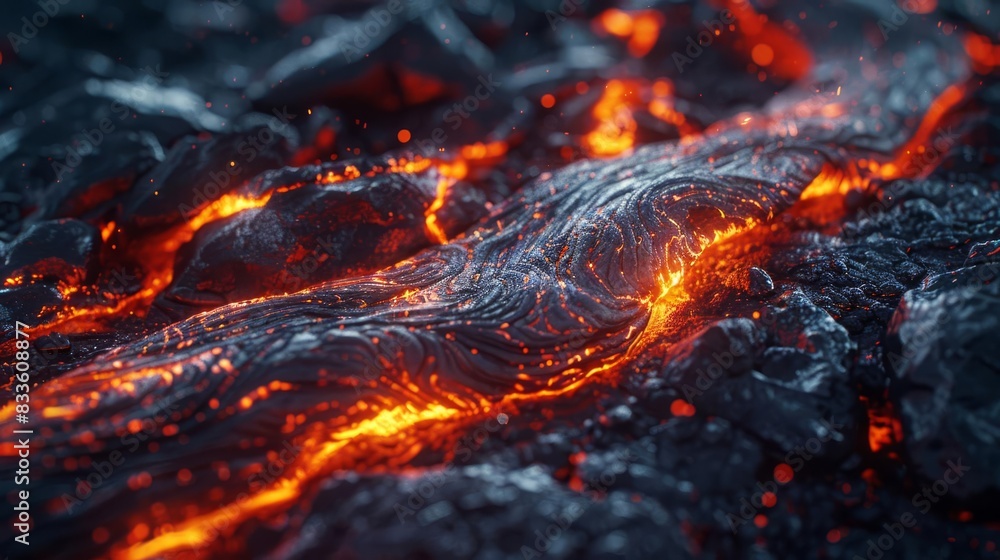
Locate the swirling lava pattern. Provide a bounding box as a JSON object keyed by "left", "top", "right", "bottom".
{"left": 0, "top": 1, "right": 994, "bottom": 559}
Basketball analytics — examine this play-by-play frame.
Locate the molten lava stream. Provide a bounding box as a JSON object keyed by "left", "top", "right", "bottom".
{"left": 105, "top": 78, "right": 972, "bottom": 559}
{"left": 113, "top": 268, "right": 703, "bottom": 560}
{"left": 113, "top": 283, "right": 693, "bottom": 559}
{"left": 40, "top": 194, "right": 272, "bottom": 332}
{"left": 9, "top": 148, "right": 505, "bottom": 343}
{"left": 108, "top": 164, "right": 817, "bottom": 559}
{"left": 108, "top": 165, "right": 790, "bottom": 559}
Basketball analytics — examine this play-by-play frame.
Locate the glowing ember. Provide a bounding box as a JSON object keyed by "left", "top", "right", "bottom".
{"left": 582, "top": 80, "right": 638, "bottom": 157}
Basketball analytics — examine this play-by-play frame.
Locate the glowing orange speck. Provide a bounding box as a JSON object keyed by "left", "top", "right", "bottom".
{"left": 598, "top": 9, "right": 633, "bottom": 37}
{"left": 100, "top": 221, "right": 116, "bottom": 242}
{"left": 752, "top": 43, "right": 775, "bottom": 66}
{"left": 397, "top": 129, "right": 411, "bottom": 143}
{"left": 541, "top": 94, "right": 556, "bottom": 108}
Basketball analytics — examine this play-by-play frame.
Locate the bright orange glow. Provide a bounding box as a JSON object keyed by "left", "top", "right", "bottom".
{"left": 424, "top": 178, "right": 451, "bottom": 244}
{"left": 627, "top": 12, "right": 662, "bottom": 57}
{"left": 800, "top": 163, "right": 865, "bottom": 201}
{"left": 397, "top": 129, "right": 411, "bottom": 143}
{"left": 648, "top": 79, "right": 698, "bottom": 137}
{"left": 795, "top": 84, "right": 965, "bottom": 212}
{"left": 424, "top": 141, "right": 506, "bottom": 243}
{"left": 185, "top": 194, "right": 271, "bottom": 238}
{"left": 595, "top": 9, "right": 663, "bottom": 57}
{"left": 598, "top": 9, "right": 633, "bottom": 37}
{"left": 29, "top": 192, "right": 272, "bottom": 338}
{"left": 725, "top": 0, "right": 812, "bottom": 80}
{"left": 864, "top": 399, "right": 904, "bottom": 453}
{"left": 118, "top": 382, "right": 593, "bottom": 560}
{"left": 582, "top": 78, "right": 697, "bottom": 153}
{"left": 880, "top": 84, "right": 966, "bottom": 180}
{"left": 100, "top": 221, "right": 116, "bottom": 242}
{"left": 21, "top": 156, "right": 461, "bottom": 339}
{"left": 459, "top": 141, "right": 507, "bottom": 161}
{"left": 583, "top": 80, "right": 638, "bottom": 157}
{"left": 868, "top": 425, "right": 892, "bottom": 452}
{"left": 541, "top": 94, "right": 556, "bottom": 108}
{"left": 751, "top": 43, "right": 774, "bottom": 66}
{"left": 386, "top": 156, "right": 434, "bottom": 175}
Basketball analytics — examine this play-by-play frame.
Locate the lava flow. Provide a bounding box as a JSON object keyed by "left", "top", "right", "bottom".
{"left": 1, "top": 1, "right": 999, "bottom": 560}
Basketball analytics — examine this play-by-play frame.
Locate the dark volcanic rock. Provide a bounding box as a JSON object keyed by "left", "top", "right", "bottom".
{"left": 748, "top": 266, "right": 775, "bottom": 296}
{"left": 0, "top": 219, "right": 99, "bottom": 281}
{"left": 886, "top": 263, "right": 1000, "bottom": 498}
{"left": 651, "top": 292, "right": 856, "bottom": 457}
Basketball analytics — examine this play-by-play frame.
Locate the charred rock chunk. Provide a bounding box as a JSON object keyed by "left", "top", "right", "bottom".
{"left": 886, "top": 263, "right": 1000, "bottom": 498}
